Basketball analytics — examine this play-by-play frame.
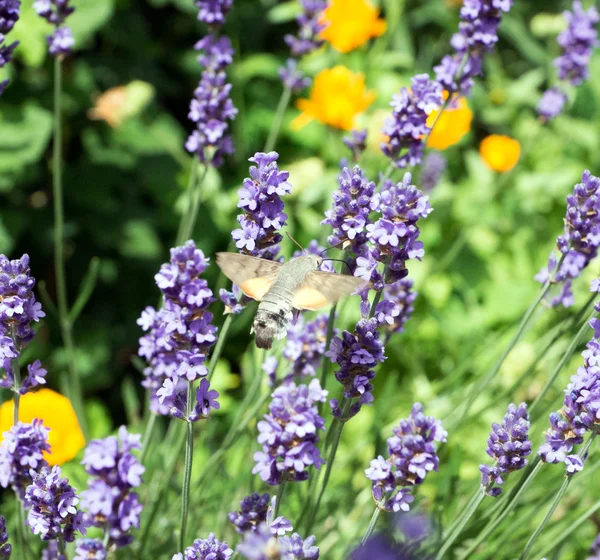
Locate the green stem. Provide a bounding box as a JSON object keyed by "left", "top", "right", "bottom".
{"left": 273, "top": 479, "right": 287, "bottom": 520}
{"left": 140, "top": 412, "right": 158, "bottom": 466}
{"left": 176, "top": 160, "right": 199, "bottom": 246}
{"left": 179, "top": 164, "right": 208, "bottom": 245}
{"left": 528, "top": 311, "right": 596, "bottom": 418}
{"left": 57, "top": 535, "right": 66, "bottom": 556}
{"left": 442, "top": 488, "right": 480, "bottom": 542}
{"left": 361, "top": 504, "right": 383, "bottom": 545}
{"left": 318, "top": 304, "right": 337, "bottom": 418}
{"left": 436, "top": 492, "right": 485, "bottom": 559}
{"left": 11, "top": 329, "right": 20, "bottom": 426}
{"left": 52, "top": 56, "right": 87, "bottom": 439}
{"left": 207, "top": 314, "right": 234, "bottom": 380}
{"left": 264, "top": 86, "right": 292, "bottom": 152}
{"left": 459, "top": 460, "right": 543, "bottom": 559}
{"left": 179, "top": 382, "right": 195, "bottom": 551}
{"left": 520, "top": 433, "right": 597, "bottom": 560}
{"left": 376, "top": 164, "right": 395, "bottom": 189}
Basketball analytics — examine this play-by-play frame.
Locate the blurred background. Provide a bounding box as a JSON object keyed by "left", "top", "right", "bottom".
{"left": 1, "top": 0, "right": 600, "bottom": 557}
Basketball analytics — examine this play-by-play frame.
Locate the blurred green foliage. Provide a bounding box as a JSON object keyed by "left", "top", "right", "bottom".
{"left": 2, "top": 0, "right": 600, "bottom": 558}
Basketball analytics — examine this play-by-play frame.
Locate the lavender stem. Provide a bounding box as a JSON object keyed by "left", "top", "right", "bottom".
{"left": 10, "top": 331, "right": 20, "bottom": 426}
{"left": 179, "top": 381, "right": 195, "bottom": 551}
{"left": 264, "top": 85, "right": 292, "bottom": 152}
{"left": 177, "top": 163, "right": 208, "bottom": 245}
{"left": 361, "top": 503, "right": 383, "bottom": 545}
{"left": 273, "top": 479, "right": 287, "bottom": 520}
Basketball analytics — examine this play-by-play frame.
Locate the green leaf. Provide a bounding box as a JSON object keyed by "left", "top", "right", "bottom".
{"left": 120, "top": 220, "right": 163, "bottom": 260}
{"left": 267, "top": 1, "right": 300, "bottom": 23}
{"left": 11, "top": 2, "right": 49, "bottom": 67}
{"left": 232, "top": 54, "right": 281, "bottom": 83}
{"left": 69, "top": 0, "right": 116, "bottom": 47}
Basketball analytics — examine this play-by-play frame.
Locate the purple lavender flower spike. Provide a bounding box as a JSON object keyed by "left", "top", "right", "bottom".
{"left": 535, "top": 170, "right": 600, "bottom": 307}
{"left": 228, "top": 492, "right": 271, "bottom": 533}
{"left": 434, "top": 0, "right": 514, "bottom": 95}
{"left": 343, "top": 129, "right": 368, "bottom": 162}
{"left": 327, "top": 317, "right": 385, "bottom": 418}
{"left": 284, "top": 0, "right": 326, "bottom": 57}
{"left": 25, "top": 465, "right": 87, "bottom": 543}
{"left": 33, "top": 0, "right": 75, "bottom": 57}
{"left": 81, "top": 426, "right": 144, "bottom": 550}
{"left": 479, "top": 403, "right": 531, "bottom": 497}
{"left": 555, "top": 1, "right": 599, "bottom": 87}
{"left": 195, "top": 0, "right": 233, "bottom": 26}
{"left": 186, "top": 31, "right": 238, "bottom": 167}
{"left": 41, "top": 540, "right": 63, "bottom": 560}
{"left": 137, "top": 241, "right": 218, "bottom": 419}
{"left": 74, "top": 539, "right": 106, "bottom": 560}
{"left": 537, "top": 87, "right": 567, "bottom": 121}
{"left": 219, "top": 288, "right": 243, "bottom": 314}
{"left": 0, "top": 516, "right": 10, "bottom": 557}
{"left": 0, "top": 419, "right": 50, "bottom": 499}
{"left": 232, "top": 152, "right": 292, "bottom": 260}
{"left": 0, "top": 0, "right": 20, "bottom": 94}
{"left": 367, "top": 173, "right": 432, "bottom": 284}
{"left": 279, "top": 59, "right": 311, "bottom": 92}
{"left": 381, "top": 74, "right": 443, "bottom": 168}
{"left": 172, "top": 533, "right": 233, "bottom": 560}
{"left": 588, "top": 533, "right": 600, "bottom": 559}
{"left": 253, "top": 379, "right": 327, "bottom": 486}
{"left": 237, "top": 523, "right": 319, "bottom": 560}
{"left": 365, "top": 403, "right": 446, "bottom": 512}
{"left": 375, "top": 278, "right": 417, "bottom": 336}
{"left": 420, "top": 152, "right": 446, "bottom": 193}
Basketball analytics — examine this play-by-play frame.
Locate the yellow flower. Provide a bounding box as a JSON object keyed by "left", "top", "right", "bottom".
{"left": 0, "top": 389, "right": 85, "bottom": 465}
{"left": 319, "top": 0, "right": 386, "bottom": 53}
{"left": 292, "top": 66, "right": 376, "bottom": 131}
{"left": 479, "top": 134, "right": 521, "bottom": 172}
{"left": 426, "top": 94, "right": 473, "bottom": 150}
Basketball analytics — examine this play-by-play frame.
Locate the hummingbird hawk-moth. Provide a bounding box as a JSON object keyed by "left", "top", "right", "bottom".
{"left": 215, "top": 252, "right": 366, "bottom": 349}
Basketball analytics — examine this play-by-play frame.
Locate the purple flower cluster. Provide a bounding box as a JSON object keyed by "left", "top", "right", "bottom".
{"left": 173, "top": 533, "right": 233, "bottom": 560}
{"left": 25, "top": 465, "right": 86, "bottom": 543}
{"left": 537, "top": 87, "right": 568, "bottom": 122}
{"left": 479, "top": 403, "right": 531, "bottom": 497}
{"left": 228, "top": 492, "right": 270, "bottom": 533}
{"left": 253, "top": 379, "right": 327, "bottom": 486}
{"left": 232, "top": 152, "right": 292, "bottom": 260}
{"left": 237, "top": 523, "right": 319, "bottom": 560}
{"left": 539, "top": 295, "right": 600, "bottom": 473}
{"left": 374, "top": 278, "right": 417, "bottom": 336}
{"left": 283, "top": 313, "right": 331, "bottom": 380}
{"left": 366, "top": 173, "right": 432, "bottom": 284}
{"left": 535, "top": 170, "right": 600, "bottom": 307}
{"left": 322, "top": 165, "right": 377, "bottom": 256}
{"left": 279, "top": 58, "right": 311, "bottom": 93}
{"left": 342, "top": 129, "right": 368, "bottom": 162}
{"left": 0, "top": 0, "right": 20, "bottom": 95}
{"left": 0, "top": 516, "right": 10, "bottom": 558}
{"left": 381, "top": 74, "right": 443, "bottom": 169}
{"left": 0, "top": 419, "right": 50, "bottom": 499}
{"left": 185, "top": 30, "right": 238, "bottom": 167}
{"left": 0, "top": 254, "right": 46, "bottom": 393}
{"left": 434, "top": 0, "right": 513, "bottom": 96}
{"left": 218, "top": 287, "right": 243, "bottom": 314}
{"left": 420, "top": 152, "right": 446, "bottom": 193}
{"left": 41, "top": 540, "right": 62, "bottom": 560}
{"left": 74, "top": 539, "right": 106, "bottom": 560}
{"left": 365, "top": 403, "right": 446, "bottom": 512}
{"left": 33, "top": 0, "right": 75, "bottom": 56}
{"left": 195, "top": 0, "right": 232, "bottom": 26}
{"left": 81, "top": 427, "right": 144, "bottom": 550}
{"left": 327, "top": 318, "right": 385, "bottom": 419}
{"left": 137, "top": 241, "right": 219, "bottom": 420}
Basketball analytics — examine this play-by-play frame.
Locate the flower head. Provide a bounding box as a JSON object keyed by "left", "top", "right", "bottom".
{"left": 195, "top": 0, "right": 232, "bottom": 26}
{"left": 479, "top": 403, "right": 531, "bottom": 497}
{"left": 0, "top": 515, "right": 11, "bottom": 557}
{"left": 365, "top": 403, "right": 446, "bottom": 512}
{"left": 537, "top": 87, "right": 568, "bottom": 121}
{"left": 284, "top": 0, "right": 326, "bottom": 57}
{"left": 228, "top": 492, "right": 271, "bottom": 534}
{"left": 342, "top": 129, "right": 368, "bottom": 162}
{"left": 319, "top": 0, "right": 386, "bottom": 53}
{"left": 74, "top": 539, "right": 106, "bottom": 560}
{"left": 81, "top": 426, "right": 144, "bottom": 550}
{"left": 0, "top": 0, "right": 21, "bottom": 95}
{"left": 279, "top": 59, "right": 311, "bottom": 93}
{"left": 33, "top": 0, "right": 75, "bottom": 57}
{"left": 0, "top": 390, "right": 84, "bottom": 466}
{"left": 283, "top": 313, "right": 332, "bottom": 380}
{"left": 375, "top": 278, "right": 417, "bottom": 335}
{"left": 253, "top": 379, "right": 327, "bottom": 486}
{"left": 237, "top": 523, "right": 319, "bottom": 560}
{"left": 381, "top": 74, "right": 443, "bottom": 168}
{"left": 426, "top": 94, "right": 472, "bottom": 150}
{"left": 479, "top": 134, "right": 520, "bottom": 172}
{"left": 173, "top": 533, "right": 233, "bottom": 560}
{"left": 25, "top": 465, "right": 86, "bottom": 542}
{"left": 420, "top": 152, "right": 446, "bottom": 193}
{"left": 232, "top": 152, "right": 292, "bottom": 260}
{"left": 292, "top": 66, "right": 376, "bottom": 131}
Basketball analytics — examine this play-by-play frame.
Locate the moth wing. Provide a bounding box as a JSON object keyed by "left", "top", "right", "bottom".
{"left": 215, "top": 252, "right": 281, "bottom": 301}
{"left": 291, "top": 270, "right": 367, "bottom": 311}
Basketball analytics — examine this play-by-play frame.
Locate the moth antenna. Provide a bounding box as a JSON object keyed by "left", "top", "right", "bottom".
{"left": 285, "top": 232, "right": 305, "bottom": 253}
{"left": 319, "top": 239, "right": 346, "bottom": 256}
{"left": 321, "top": 258, "right": 354, "bottom": 275}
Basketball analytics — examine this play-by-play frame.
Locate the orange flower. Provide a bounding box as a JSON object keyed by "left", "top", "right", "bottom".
{"left": 292, "top": 66, "right": 376, "bottom": 131}
{"left": 0, "top": 389, "right": 85, "bottom": 465}
{"left": 480, "top": 135, "right": 521, "bottom": 172}
{"left": 426, "top": 94, "right": 473, "bottom": 150}
{"left": 320, "top": 0, "right": 386, "bottom": 53}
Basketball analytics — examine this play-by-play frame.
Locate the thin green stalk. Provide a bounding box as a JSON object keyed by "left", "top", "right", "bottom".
{"left": 176, "top": 160, "right": 199, "bottom": 246}
{"left": 207, "top": 314, "right": 234, "bottom": 380}
{"left": 450, "top": 278, "right": 554, "bottom": 429}
{"left": 442, "top": 488, "right": 480, "bottom": 542}
{"left": 179, "top": 382, "right": 195, "bottom": 551}
{"left": 140, "top": 412, "right": 158, "bottom": 465}
{"left": 435, "top": 492, "right": 485, "bottom": 560}
{"left": 57, "top": 535, "right": 67, "bottom": 557}
{"left": 179, "top": 164, "right": 208, "bottom": 245}
{"left": 273, "top": 479, "right": 287, "bottom": 520}
{"left": 529, "top": 310, "right": 595, "bottom": 418}
{"left": 520, "top": 433, "right": 597, "bottom": 560}
{"left": 317, "top": 304, "right": 337, "bottom": 419}
{"left": 459, "top": 460, "right": 543, "bottom": 559}
{"left": 361, "top": 504, "right": 383, "bottom": 545}
{"left": 376, "top": 164, "right": 395, "bottom": 189}
{"left": 11, "top": 330, "right": 20, "bottom": 425}
{"left": 264, "top": 86, "right": 292, "bottom": 152}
